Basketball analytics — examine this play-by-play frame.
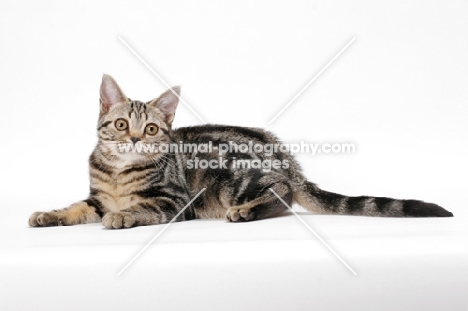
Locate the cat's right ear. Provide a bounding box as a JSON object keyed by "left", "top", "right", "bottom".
{"left": 100, "top": 74, "right": 128, "bottom": 114}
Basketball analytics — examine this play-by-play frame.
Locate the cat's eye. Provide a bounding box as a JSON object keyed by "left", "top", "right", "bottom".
{"left": 145, "top": 123, "right": 159, "bottom": 136}
{"left": 115, "top": 119, "right": 128, "bottom": 131}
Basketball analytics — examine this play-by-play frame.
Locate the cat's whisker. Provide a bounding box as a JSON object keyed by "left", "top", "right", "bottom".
{"left": 158, "top": 154, "right": 176, "bottom": 168}
{"left": 148, "top": 155, "right": 165, "bottom": 171}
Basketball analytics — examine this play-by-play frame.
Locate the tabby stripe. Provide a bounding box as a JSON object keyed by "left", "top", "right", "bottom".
{"left": 235, "top": 170, "right": 267, "bottom": 203}
{"left": 373, "top": 197, "right": 396, "bottom": 212}
{"left": 144, "top": 171, "right": 166, "bottom": 184}
{"left": 130, "top": 102, "right": 135, "bottom": 118}
{"left": 98, "top": 132, "right": 114, "bottom": 141}
{"left": 130, "top": 187, "right": 169, "bottom": 199}
{"left": 120, "top": 163, "right": 158, "bottom": 175}
{"left": 235, "top": 178, "right": 254, "bottom": 204}
{"left": 98, "top": 121, "right": 112, "bottom": 130}
{"left": 345, "top": 197, "right": 366, "bottom": 213}
{"left": 100, "top": 150, "right": 116, "bottom": 162}
{"left": 157, "top": 199, "right": 178, "bottom": 216}
{"left": 89, "top": 164, "right": 113, "bottom": 177}
{"left": 98, "top": 136, "right": 113, "bottom": 142}
{"left": 139, "top": 202, "right": 159, "bottom": 213}
{"left": 183, "top": 205, "right": 195, "bottom": 221}
{"left": 90, "top": 171, "right": 112, "bottom": 183}
{"left": 118, "top": 173, "right": 151, "bottom": 185}
{"left": 178, "top": 124, "right": 268, "bottom": 142}
{"left": 83, "top": 198, "right": 104, "bottom": 218}
{"left": 138, "top": 202, "right": 167, "bottom": 223}
{"left": 89, "top": 155, "right": 114, "bottom": 174}
{"left": 90, "top": 187, "right": 114, "bottom": 197}
{"left": 310, "top": 186, "right": 345, "bottom": 210}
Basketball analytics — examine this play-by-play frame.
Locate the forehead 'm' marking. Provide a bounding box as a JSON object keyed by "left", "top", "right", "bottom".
{"left": 128, "top": 100, "right": 147, "bottom": 120}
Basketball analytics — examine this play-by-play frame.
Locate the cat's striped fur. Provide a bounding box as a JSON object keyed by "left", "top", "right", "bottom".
{"left": 29, "top": 74, "right": 453, "bottom": 229}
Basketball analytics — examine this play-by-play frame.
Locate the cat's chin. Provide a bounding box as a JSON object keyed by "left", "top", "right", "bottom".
{"left": 114, "top": 152, "right": 151, "bottom": 168}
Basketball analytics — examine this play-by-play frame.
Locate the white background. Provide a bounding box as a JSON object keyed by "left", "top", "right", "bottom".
{"left": 1, "top": 0, "right": 467, "bottom": 215}
{"left": 0, "top": 1, "right": 467, "bottom": 310}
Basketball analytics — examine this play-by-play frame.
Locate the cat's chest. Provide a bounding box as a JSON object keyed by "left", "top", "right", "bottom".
{"left": 90, "top": 175, "right": 142, "bottom": 212}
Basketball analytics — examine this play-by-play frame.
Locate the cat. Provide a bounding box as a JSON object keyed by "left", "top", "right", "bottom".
{"left": 28, "top": 74, "right": 453, "bottom": 229}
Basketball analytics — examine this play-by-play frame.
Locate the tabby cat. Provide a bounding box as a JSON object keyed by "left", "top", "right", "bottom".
{"left": 28, "top": 74, "right": 453, "bottom": 229}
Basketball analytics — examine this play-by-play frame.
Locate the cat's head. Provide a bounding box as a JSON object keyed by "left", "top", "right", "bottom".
{"left": 97, "top": 74, "right": 179, "bottom": 166}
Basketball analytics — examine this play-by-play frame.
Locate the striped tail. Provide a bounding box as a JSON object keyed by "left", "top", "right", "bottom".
{"left": 293, "top": 181, "right": 453, "bottom": 217}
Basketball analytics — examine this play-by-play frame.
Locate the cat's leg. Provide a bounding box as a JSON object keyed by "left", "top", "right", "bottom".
{"left": 102, "top": 199, "right": 181, "bottom": 229}
{"left": 29, "top": 200, "right": 102, "bottom": 227}
{"left": 226, "top": 181, "right": 292, "bottom": 222}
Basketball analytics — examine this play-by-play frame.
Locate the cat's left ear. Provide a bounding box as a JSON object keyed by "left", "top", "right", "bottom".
{"left": 149, "top": 86, "right": 180, "bottom": 126}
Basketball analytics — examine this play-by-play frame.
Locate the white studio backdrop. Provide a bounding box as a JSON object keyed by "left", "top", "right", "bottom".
{"left": 0, "top": 0, "right": 467, "bottom": 218}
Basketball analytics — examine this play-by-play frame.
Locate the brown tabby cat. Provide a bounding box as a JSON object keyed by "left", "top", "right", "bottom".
{"left": 28, "top": 75, "right": 453, "bottom": 229}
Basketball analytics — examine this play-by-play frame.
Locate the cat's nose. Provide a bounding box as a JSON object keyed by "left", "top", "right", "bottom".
{"left": 130, "top": 137, "right": 141, "bottom": 144}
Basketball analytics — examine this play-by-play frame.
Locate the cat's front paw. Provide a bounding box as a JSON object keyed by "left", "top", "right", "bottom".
{"left": 102, "top": 212, "right": 136, "bottom": 229}
{"left": 226, "top": 207, "right": 255, "bottom": 222}
{"left": 29, "top": 212, "right": 61, "bottom": 227}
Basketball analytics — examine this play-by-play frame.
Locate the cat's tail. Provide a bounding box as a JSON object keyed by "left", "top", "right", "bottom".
{"left": 293, "top": 181, "right": 453, "bottom": 217}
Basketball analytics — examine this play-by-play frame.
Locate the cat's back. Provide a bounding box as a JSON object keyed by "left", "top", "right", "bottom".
{"left": 172, "top": 124, "right": 281, "bottom": 144}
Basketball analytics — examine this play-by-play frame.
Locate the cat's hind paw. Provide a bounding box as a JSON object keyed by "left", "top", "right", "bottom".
{"left": 102, "top": 212, "right": 136, "bottom": 229}
{"left": 226, "top": 206, "right": 255, "bottom": 222}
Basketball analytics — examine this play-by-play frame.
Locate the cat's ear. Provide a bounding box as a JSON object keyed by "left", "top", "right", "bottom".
{"left": 149, "top": 86, "right": 180, "bottom": 125}
{"left": 100, "top": 74, "right": 128, "bottom": 114}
